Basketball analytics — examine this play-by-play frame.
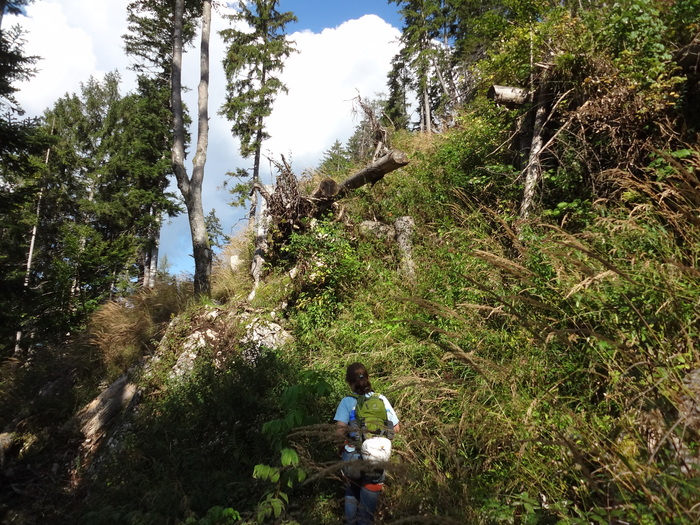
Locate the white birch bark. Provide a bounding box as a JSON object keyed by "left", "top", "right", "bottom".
{"left": 248, "top": 185, "right": 272, "bottom": 302}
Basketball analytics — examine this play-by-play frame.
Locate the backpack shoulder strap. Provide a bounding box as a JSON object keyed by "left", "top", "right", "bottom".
{"left": 352, "top": 393, "right": 364, "bottom": 404}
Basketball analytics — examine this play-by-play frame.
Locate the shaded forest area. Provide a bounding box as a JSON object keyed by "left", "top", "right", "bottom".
{"left": 2, "top": 0, "right": 700, "bottom": 523}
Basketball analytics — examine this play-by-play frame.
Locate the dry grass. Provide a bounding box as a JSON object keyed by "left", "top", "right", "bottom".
{"left": 89, "top": 281, "right": 192, "bottom": 378}
{"left": 211, "top": 227, "right": 255, "bottom": 303}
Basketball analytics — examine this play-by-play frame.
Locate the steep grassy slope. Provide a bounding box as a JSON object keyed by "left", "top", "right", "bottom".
{"left": 3, "top": 116, "right": 700, "bottom": 524}
{"left": 3, "top": 3, "right": 700, "bottom": 518}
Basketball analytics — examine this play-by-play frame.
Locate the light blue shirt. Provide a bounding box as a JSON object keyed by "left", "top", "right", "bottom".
{"left": 334, "top": 392, "right": 399, "bottom": 426}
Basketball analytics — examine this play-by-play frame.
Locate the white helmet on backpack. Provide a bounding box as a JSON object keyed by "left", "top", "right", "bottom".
{"left": 361, "top": 436, "right": 392, "bottom": 465}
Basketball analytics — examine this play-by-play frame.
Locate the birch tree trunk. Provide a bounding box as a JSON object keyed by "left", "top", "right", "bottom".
{"left": 171, "top": 0, "right": 212, "bottom": 297}
{"left": 14, "top": 143, "right": 51, "bottom": 356}
{"left": 423, "top": 85, "right": 432, "bottom": 134}
{"left": 147, "top": 238, "right": 159, "bottom": 288}
{"left": 248, "top": 124, "right": 264, "bottom": 230}
{"left": 142, "top": 215, "right": 160, "bottom": 289}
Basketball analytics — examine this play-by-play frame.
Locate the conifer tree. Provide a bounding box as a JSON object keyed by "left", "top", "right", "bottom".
{"left": 8, "top": 75, "right": 142, "bottom": 347}
{"left": 385, "top": 52, "right": 412, "bottom": 130}
{"left": 390, "top": 0, "right": 446, "bottom": 133}
{"left": 102, "top": 78, "right": 181, "bottom": 288}
{"left": 1, "top": 0, "right": 37, "bottom": 167}
{"left": 317, "top": 140, "right": 352, "bottom": 177}
{"left": 220, "top": 0, "right": 297, "bottom": 223}
{"left": 0, "top": 0, "right": 33, "bottom": 28}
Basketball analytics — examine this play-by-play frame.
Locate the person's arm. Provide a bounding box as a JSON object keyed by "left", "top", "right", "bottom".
{"left": 336, "top": 420, "right": 349, "bottom": 441}
{"left": 381, "top": 394, "right": 400, "bottom": 433}
{"left": 334, "top": 397, "right": 352, "bottom": 444}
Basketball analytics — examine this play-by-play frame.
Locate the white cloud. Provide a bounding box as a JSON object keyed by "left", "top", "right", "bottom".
{"left": 161, "top": 12, "right": 402, "bottom": 274}
{"left": 266, "top": 15, "right": 402, "bottom": 170}
{"left": 8, "top": 3, "right": 401, "bottom": 275}
{"left": 9, "top": 0, "right": 136, "bottom": 114}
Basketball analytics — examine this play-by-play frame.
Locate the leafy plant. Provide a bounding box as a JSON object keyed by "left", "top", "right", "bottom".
{"left": 251, "top": 448, "right": 306, "bottom": 524}
{"left": 283, "top": 219, "right": 364, "bottom": 333}
{"left": 183, "top": 506, "right": 242, "bottom": 525}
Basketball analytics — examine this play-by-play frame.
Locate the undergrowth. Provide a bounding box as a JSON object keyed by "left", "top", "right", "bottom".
{"left": 4, "top": 134, "right": 699, "bottom": 525}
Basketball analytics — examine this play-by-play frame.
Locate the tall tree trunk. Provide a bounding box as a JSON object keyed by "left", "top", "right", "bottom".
{"left": 423, "top": 84, "right": 432, "bottom": 134}
{"left": 248, "top": 184, "right": 271, "bottom": 302}
{"left": 248, "top": 125, "right": 264, "bottom": 230}
{"left": 14, "top": 189, "right": 41, "bottom": 355}
{"left": 248, "top": 122, "right": 265, "bottom": 277}
{"left": 142, "top": 206, "right": 160, "bottom": 288}
{"left": 171, "top": 0, "right": 212, "bottom": 297}
{"left": 248, "top": 60, "right": 266, "bottom": 230}
{"left": 147, "top": 237, "right": 159, "bottom": 288}
{"left": 15, "top": 143, "right": 50, "bottom": 356}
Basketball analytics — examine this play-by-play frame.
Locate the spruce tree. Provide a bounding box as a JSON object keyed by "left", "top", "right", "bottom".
{"left": 219, "top": 0, "right": 297, "bottom": 222}
{"left": 390, "top": 0, "right": 445, "bottom": 133}
{"left": 1, "top": 1, "right": 37, "bottom": 169}
{"left": 317, "top": 140, "right": 353, "bottom": 177}
{"left": 385, "top": 52, "right": 412, "bottom": 131}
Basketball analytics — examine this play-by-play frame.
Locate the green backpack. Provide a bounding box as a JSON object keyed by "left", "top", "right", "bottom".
{"left": 352, "top": 393, "right": 394, "bottom": 442}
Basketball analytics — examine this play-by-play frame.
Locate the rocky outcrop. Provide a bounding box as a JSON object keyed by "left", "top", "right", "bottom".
{"left": 240, "top": 315, "right": 292, "bottom": 363}
{"left": 68, "top": 304, "right": 294, "bottom": 482}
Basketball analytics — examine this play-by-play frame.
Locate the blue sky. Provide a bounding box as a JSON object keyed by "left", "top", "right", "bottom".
{"left": 9, "top": 1, "right": 406, "bottom": 277}
{"left": 282, "top": 0, "right": 403, "bottom": 32}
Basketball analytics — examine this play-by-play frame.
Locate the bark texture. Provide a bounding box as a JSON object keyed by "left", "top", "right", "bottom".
{"left": 171, "top": 0, "right": 213, "bottom": 297}
{"left": 487, "top": 85, "right": 530, "bottom": 107}
{"left": 519, "top": 74, "right": 550, "bottom": 221}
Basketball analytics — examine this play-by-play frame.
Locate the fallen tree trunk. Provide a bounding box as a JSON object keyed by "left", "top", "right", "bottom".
{"left": 244, "top": 150, "right": 410, "bottom": 301}
{"left": 335, "top": 150, "right": 409, "bottom": 199}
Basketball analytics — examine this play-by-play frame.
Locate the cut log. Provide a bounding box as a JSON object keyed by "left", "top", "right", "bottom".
{"left": 487, "top": 85, "right": 530, "bottom": 107}
{"left": 312, "top": 178, "right": 339, "bottom": 199}
{"left": 336, "top": 150, "right": 409, "bottom": 198}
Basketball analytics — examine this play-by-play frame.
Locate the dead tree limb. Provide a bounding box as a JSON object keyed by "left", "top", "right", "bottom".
{"left": 352, "top": 94, "right": 391, "bottom": 161}
{"left": 519, "top": 84, "right": 549, "bottom": 221}
{"left": 257, "top": 150, "right": 409, "bottom": 232}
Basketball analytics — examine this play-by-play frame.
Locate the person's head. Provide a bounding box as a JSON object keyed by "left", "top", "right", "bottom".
{"left": 345, "top": 362, "right": 372, "bottom": 395}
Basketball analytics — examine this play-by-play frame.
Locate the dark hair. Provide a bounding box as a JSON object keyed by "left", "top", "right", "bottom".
{"left": 346, "top": 362, "right": 372, "bottom": 395}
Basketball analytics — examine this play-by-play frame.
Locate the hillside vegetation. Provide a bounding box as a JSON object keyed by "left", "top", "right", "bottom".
{"left": 2, "top": 0, "right": 700, "bottom": 523}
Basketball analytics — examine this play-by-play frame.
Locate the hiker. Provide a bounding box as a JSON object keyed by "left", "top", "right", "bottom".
{"left": 335, "top": 362, "right": 400, "bottom": 525}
